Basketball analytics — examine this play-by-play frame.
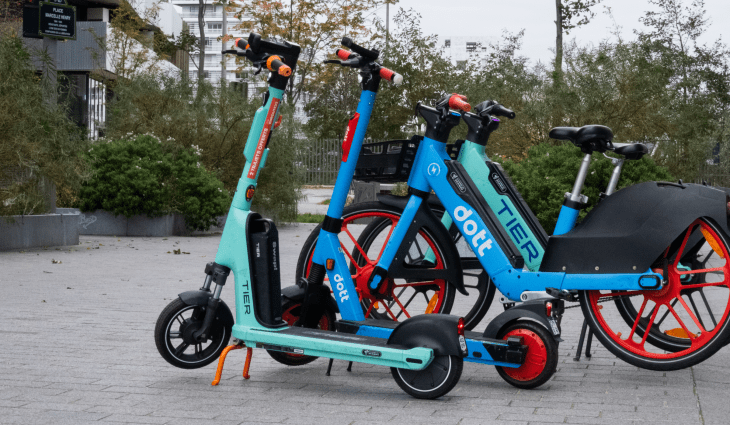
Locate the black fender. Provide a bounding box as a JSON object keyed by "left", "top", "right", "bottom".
{"left": 540, "top": 182, "right": 730, "bottom": 274}
{"left": 387, "top": 314, "right": 465, "bottom": 357}
{"left": 178, "top": 290, "right": 235, "bottom": 327}
{"left": 376, "top": 194, "right": 467, "bottom": 296}
{"left": 281, "top": 284, "right": 339, "bottom": 313}
{"left": 482, "top": 300, "right": 562, "bottom": 341}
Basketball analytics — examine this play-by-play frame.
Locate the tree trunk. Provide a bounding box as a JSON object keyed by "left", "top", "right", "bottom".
{"left": 197, "top": 0, "right": 206, "bottom": 82}
{"left": 554, "top": 0, "right": 563, "bottom": 85}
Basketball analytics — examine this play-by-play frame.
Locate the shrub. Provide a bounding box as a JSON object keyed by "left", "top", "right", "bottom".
{"left": 497, "top": 143, "right": 674, "bottom": 234}
{"left": 79, "top": 134, "right": 230, "bottom": 231}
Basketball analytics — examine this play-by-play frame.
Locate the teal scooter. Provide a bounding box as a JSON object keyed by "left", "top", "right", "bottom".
{"left": 155, "top": 33, "right": 477, "bottom": 399}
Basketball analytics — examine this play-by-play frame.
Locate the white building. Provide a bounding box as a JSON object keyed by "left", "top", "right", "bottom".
{"left": 441, "top": 36, "right": 495, "bottom": 67}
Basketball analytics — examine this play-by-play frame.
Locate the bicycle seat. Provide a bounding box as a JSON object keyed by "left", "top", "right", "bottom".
{"left": 549, "top": 125, "right": 614, "bottom": 154}
{"left": 613, "top": 142, "right": 648, "bottom": 160}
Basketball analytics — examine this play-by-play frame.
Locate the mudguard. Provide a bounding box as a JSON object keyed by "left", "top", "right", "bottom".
{"left": 281, "top": 284, "right": 339, "bottom": 313}
{"left": 178, "top": 290, "right": 235, "bottom": 327}
{"left": 482, "top": 300, "right": 562, "bottom": 341}
{"left": 387, "top": 314, "right": 465, "bottom": 357}
{"left": 540, "top": 182, "right": 730, "bottom": 274}
{"left": 376, "top": 194, "right": 467, "bottom": 296}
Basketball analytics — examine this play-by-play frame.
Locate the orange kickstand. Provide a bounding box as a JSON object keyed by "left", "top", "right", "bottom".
{"left": 211, "top": 344, "right": 243, "bottom": 386}
{"left": 242, "top": 347, "right": 253, "bottom": 380}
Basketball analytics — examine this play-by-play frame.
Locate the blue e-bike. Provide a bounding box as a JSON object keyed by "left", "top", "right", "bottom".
{"left": 154, "top": 34, "right": 553, "bottom": 398}
{"left": 296, "top": 95, "right": 730, "bottom": 371}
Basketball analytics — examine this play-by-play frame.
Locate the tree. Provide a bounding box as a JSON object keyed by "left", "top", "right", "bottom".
{"left": 554, "top": 0, "right": 602, "bottom": 83}
{"left": 231, "top": 0, "right": 393, "bottom": 108}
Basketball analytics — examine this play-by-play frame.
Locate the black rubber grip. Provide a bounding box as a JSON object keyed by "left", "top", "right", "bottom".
{"left": 492, "top": 104, "right": 516, "bottom": 119}
{"left": 341, "top": 36, "right": 379, "bottom": 60}
{"left": 234, "top": 38, "right": 247, "bottom": 50}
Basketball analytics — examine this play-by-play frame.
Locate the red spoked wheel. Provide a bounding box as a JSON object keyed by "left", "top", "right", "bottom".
{"left": 580, "top": 218, "right": 730, "bottom": 371}
{"left": 295, "top": 202, "right": 456, "bottom": 322}
{"left": 266, "top": 300, "right": 335, "bottom": 366}
{"left": 495, "top": 321, "right": 558, "bottom": 389}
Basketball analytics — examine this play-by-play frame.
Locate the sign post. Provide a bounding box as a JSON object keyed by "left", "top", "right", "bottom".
{"left": 38, "top": 0, "right": 76, "bottom": 40}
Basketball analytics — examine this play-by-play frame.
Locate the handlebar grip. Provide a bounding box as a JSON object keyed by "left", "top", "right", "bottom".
{"left": 448, "top": 94, "right": 471, "bottom": 113}
{"left": 234, "top": 38, "right": 249, "bottom": 50}
{"left": 379, "top": 68, "right": 403, "bottom": 86}
{"left": 492, "top": 104, "right": 516, "bottom": 119}
{"left": 266, "top": 56, "right": 292, "bottom": 77}
{"left": 341, "top": 36, "right": 379, "bottom": 60}
{"left": 336, "top": 49, "right": 356, "bottom": 60}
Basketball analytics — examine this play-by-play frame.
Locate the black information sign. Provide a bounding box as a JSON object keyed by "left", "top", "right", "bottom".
{"left": 38, "top": 2, "right": 76, "bottom": 40}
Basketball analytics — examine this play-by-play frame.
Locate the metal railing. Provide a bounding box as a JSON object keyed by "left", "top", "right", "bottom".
{"left": 297, "top": 139, "right": 344, "bottom": 186}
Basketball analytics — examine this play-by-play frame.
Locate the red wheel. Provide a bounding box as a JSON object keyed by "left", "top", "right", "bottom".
{"left": 296, "top": 202, "right": 456, "bottom": 322}
{"left": 495, "top": 321, "right": 558, "bottom": 389}
{"left": 266, "top": 300, "right": 335, "bottom": 366}
{"left": 581, "top": 218, "right": 730, "bottom": 370}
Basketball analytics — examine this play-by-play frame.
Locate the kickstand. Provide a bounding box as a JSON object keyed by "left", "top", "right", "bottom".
{"left": 573, "top": 320, "right": 594, "bottom": 361}
{"left": 346, "top": 361, "right": 353, "bottom": 372}
{"left": 212, "top": 343, "right": 251, "bottom": 386}
{"left": 325, "top": 358, "right": 334, "bottom": 376}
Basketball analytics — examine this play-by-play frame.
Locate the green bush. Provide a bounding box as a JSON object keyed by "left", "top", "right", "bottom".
{"left": 79, "top": 134, "right": 230, "bottom": 231}
{"left": 497, "top": 143, "right": 673, "bottom": 234}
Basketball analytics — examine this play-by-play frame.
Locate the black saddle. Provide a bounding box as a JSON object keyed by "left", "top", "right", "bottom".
{"left": 613, "top": 142, "right": 648, "bottom": 160}
{"left": 549, "top": 125, "right": 614, "bottom": 154}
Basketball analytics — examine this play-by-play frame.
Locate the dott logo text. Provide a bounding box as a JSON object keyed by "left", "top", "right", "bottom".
{"left": 453, "top": 206, "right": 493, "bottom": 256}
{"left": 333, "top": 274, "right": 350, "bottom": 302}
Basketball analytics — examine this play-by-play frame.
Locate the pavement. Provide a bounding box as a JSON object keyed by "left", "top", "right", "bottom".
{"left": 1, "top": 226, "right": 730, "bottom": 425}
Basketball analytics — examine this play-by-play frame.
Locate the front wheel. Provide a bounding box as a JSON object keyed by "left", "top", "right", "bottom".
{"left": 580, "top": 218, "right": 730, "bottom": 371}
{"left": 495, "top": 321, "right": 558, "bottom": 389}
{"left": 154, "top": 298, "right": 231, "bottom": 369}
{"left": 391, "top": 355, "right": 463, "bottom": 399}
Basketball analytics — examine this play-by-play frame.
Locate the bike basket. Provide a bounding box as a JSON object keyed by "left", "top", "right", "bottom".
{"left": 353, "top": 136, "right": 422, "bottom": 183}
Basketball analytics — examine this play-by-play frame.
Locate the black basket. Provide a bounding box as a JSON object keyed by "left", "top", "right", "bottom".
{"left": 353, "top": 136, "right": 422, "bottom": 183}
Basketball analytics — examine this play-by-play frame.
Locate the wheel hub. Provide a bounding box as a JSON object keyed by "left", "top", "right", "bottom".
{"left": 180, "top": 318, "right": 205, "bottom": 344}
{"left": 503, "top": 329, "right": 547, "bottom": 381}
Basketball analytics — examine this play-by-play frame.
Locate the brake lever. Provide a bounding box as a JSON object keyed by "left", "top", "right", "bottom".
{"left": 323, "top": 59, "right": 341, "bottom": 65}
{"left": 253, "top": 64, "right": 263, "bottom": 76}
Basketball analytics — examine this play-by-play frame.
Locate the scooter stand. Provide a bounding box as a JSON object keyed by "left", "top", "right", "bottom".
{"left": 211, "top": 343, "right": 253, "bottom": 386}
{"left": 324, "top": 360, "right": 354, "bottom": 376}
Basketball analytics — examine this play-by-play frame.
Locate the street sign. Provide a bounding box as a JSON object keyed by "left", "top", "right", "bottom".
{"left": 38, "top": 2, "right": 76, "bottom": 40}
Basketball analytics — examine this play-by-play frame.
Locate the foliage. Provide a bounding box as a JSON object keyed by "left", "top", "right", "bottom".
{"left": 79, "top": 134, "right": 230, "bottom": 230}
{"left": 105, "top": 74, "right": 301, "bottom": 221}
{"left": 554, "top": 0, "right": 603, "bottom": 84}
{"left": 231, "top": 0, "right": 393, "bottom": 107}
{"left": 498, "top": 143, "right": 673, "bottom": 233}
{"left": 0, "top": 33, "right": 88, "bottom": 216}
{"left": 296, "top": 213, "right": 325, "bottom": 223}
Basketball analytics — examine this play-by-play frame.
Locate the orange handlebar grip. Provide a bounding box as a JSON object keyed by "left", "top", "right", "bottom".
{"left": 277, "top": 65, "right": 292, "bottom": 77}
{"left": 449, "top": 94, "right": 471, "bottom": 112}
{"left": 337, "top": 49, "right": 353, "bottom": 60}
{"left": 379, "top": 68, "right": 403, "bottom": 85}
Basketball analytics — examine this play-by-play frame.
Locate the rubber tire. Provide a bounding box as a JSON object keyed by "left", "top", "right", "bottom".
{"left": 391, "top": 355, "right": 463, "bottom": 399}
{"left": 580, "top": 219, "right": 730, "bottom": 371}
{"left": 266, "top": 299, "right": 336, "bottom": 366}
{"left": 295, "top": 201, "right": 494, "bottom": 328}
{"left": 154, "top": 298, "right": 231, "bottom": 369}
{"left": 495, "top": 321, "right": 558, "bottom": 389}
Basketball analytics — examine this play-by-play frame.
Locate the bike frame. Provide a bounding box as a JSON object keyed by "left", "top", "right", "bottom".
{"left": 370, "top": 122, "right": 663, "bottom": 302}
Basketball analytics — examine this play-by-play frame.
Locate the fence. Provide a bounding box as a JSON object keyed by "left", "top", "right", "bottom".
{"left": 297, "top": 138, "right": 343, "bottom": 185}
{"left": 696, "top": 163, "right": 730, "bottom": 187}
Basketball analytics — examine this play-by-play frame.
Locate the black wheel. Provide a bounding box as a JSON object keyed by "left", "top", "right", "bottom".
{"left": 266, "top": 299, "right": 336, "bottom": 366}
{"left": 495, "top": 321, "right": 558, "bottom": 389}
{"left": 580, "top": 218, "right": 730, "bottom": 371}
{"left": 154, "top": 298, "right": 231, "bottom": 369}
{"left": 295, "top": 201, "right": 493, "bottom": 328}
{"left": 391, "top": 355, "right": 463, "bottom": 399}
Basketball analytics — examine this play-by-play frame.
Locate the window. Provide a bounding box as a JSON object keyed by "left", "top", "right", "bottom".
{"left": 466, "top": 42, "right": 477, "bottom": 53}
{"left": 205, "top": 38, "right": 213, "bottom": 46}
{"left": 188, "top": 6, "right": 196, "bottom": 13}
{"left": 208, "top": 23, "right": 222, "bottom": 30}
{"left": 444, "top": 39, "right": 451, "bottom": 48}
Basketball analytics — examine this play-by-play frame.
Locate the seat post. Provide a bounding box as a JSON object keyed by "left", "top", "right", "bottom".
{"left": 605, "top": 157, "right": 625, "bottom": 196}
{"left": 569, "top": 153, "right": 593, "bottom": 202}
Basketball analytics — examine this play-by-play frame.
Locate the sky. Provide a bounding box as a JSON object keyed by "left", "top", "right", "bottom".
{"left": 374, "top": 0, "right": 730, "bottom": 65}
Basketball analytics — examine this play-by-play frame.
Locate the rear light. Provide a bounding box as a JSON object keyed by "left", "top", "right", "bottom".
{"left": 457, "top": 317, "right": 465, "bottom": 336}
{"left": 546, "top": 302, "right": 553, "bottom": 317}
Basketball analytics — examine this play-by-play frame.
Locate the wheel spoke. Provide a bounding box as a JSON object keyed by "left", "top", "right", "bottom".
{"left": 682, "top": 281, "right": 729, "bottom": 290}
{"left": 668, "top": 304, "right": 699, "bottom": 340}
{"left": 396, "top": 291, "right": 419, "bottom": 320}
{"left": 677, "top": 267, "right": 725, "bottom": 277}
{"left": 174, "top": 342, "right": 190, "bottom": 356}
{"left": 639, "top": 307, "right": 660, "bottom": 347}
{"left": 175, "top": 316, "right": 184, "bottom": 326}
{"left": 687, "top": 295, "right": 707, "bottom": 330}
{"left": 391, "top": 294, "right": 411, "bottom": 320}
{"left": 656, "top": 299, "right": 678, "bottom": 327}
{"left": 673, "top": 223, "right": 696, "bottom": 268}
{"left": 169, "top": 331, "right": 182, "bottom": 339}
{"left": 343, "top": 225, "right": 371, "bottom": 265}
{"left": 340, "top": 242, "right": 362, "bottom": 271}
{"left": 677, "top": 296, "right": 706, "bottom": 333}
{"left": 699, "top": 289, "right": 718, "bottom": 327}
{"left": 381, "top": 301, "right": 398, "bottom": 321}
{"left": 627, "top": 298, "right": 649, "bottom": 341}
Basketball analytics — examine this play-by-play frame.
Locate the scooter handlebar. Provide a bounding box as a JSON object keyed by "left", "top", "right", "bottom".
{"left": 491, "top": 104, "right": 516, "bottom": 119}
{"left": 379, "top": 67, "right": 403, "bottom": 86}
{"left": 341, "top": 36, "right": 379, "bottom": 60}
{"left": 448, "top": 94, "right": 471, "bottom": 113}
{"left": 266, "top": 55, "right": 292, "bottom": 77}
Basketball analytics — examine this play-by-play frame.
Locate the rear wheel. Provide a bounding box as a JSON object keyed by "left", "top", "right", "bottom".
{"left": 495, "top": 321, "right": 558, "bottom": 389}
{"left": 581, "top": 218, "right": 730, "bottom": 370}
{"left": 391, "top": 355, "right": 463, "bottom": 399}
{"left": 266, "top": 299, "right": 336, "bottom": 366}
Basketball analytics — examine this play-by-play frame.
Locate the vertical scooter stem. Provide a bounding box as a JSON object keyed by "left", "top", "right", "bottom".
{"left": 553, "top": 153, "right": 592, "bottom": 235}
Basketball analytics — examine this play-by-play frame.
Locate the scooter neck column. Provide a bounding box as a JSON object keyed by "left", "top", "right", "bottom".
{"left": 324, "top": 90, "right": 377, "bottom": 218}
{"left": 569, "top": 153, "right": 592, "bottom": 203}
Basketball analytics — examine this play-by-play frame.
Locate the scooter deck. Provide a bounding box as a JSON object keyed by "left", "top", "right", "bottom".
{"left": 338, "top": 319, "right": 524, "bottom": 367}
{"left": 233, "top": 324, "right": 434, "bottom": 370}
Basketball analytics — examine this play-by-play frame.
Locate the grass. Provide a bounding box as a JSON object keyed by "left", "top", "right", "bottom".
{"left": 296, "top": 213, "right": 325, "bottom": 223}
{"left": 319, "top": 199, "right": 331, "bottom": 205}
